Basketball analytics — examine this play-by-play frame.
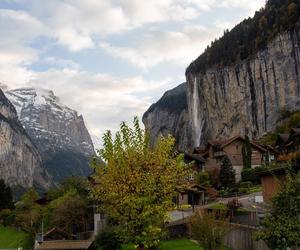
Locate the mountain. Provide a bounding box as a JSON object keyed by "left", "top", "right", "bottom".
{"left": 143, "top": 0, "right": 300, "bottom": 152}
{"left": 5, "top": 88, "right": 95, "bottom": 182}
{"left": 0, "top": 88, "right": 51, "bottom": 192}
{"left": 143, "top": 83, "right": 192, "bottom": 151}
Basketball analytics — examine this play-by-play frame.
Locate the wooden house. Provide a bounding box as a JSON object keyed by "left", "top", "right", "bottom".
{"left": 204, "top": 136, "right": 268, "bottom": 182}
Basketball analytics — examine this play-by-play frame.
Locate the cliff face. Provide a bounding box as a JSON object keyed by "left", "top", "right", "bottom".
{"left": 0, "top": 89, "right": 51, "bottom": 189}
{"left": 186, "top": 27, "right": 300, "bottom": 149}
{"left": 143, "top": 83, "right": 193, "bottom": 151}
{"left": 144, "top": 28, "right": 300, "bottom": 152}
{"left": 5, "top": 88, "right": 95, "bottom": 182}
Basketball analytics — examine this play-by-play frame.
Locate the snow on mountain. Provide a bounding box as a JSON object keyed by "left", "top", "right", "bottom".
{"left": 5, "top": 87, "right": 95, "bottom": 182}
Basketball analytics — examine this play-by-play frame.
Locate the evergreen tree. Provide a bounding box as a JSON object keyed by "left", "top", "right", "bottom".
{"left": 219, "top": 156, "right": 236, "bottom": 189}
{"left": 242, "top": 135, "right": 252, "bottom": 169}
{"left": 0, "top": 179, "right": 13, "bottom": 210}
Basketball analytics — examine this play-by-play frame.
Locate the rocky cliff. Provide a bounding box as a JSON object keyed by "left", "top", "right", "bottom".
{"left": 0, "top": 89, "right": 51, "bottom": 190}
{"left": 144, "top": 1, "right": 300, "bottom": 152}
{"left": 143, "top": 83, "right": 193, "bottom": 151}
{"left": 186, "top": 27, "right": 300, "bottom": 150}
{"left": 5, "top": 88, "right": 95, "bottom": 182}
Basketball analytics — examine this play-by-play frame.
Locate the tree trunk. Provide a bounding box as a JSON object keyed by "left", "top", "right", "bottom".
{"left": 138, "top": 243, "right": 144, "bottom": 250}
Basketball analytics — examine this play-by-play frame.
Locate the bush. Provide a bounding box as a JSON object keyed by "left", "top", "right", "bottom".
{"left": 189, "top": 210, "right": 228, "bottom": 250}
{"left": 0, "top": 209, "right": 15, "bottom": 226}
{"left": 239, "top": 181, "right": 252, "bottom": 188}
{"left": 241, "top": 166, "right": 267, "bottom": 184}
{"left": 227, "top": 199, "right": 242, "bottom": 211}
{"left": 94, "top": 227, "right": 122, "bottom": 250}
{"left": 238, "top": 187, "right": 249, "bottom": 194}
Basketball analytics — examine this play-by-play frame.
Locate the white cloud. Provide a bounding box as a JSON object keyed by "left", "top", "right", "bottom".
{"left": 99, "top": 24, "right": 227, "bottom": 70}
{"left": 4, "top": 67, "right": 172, "bottom": 147}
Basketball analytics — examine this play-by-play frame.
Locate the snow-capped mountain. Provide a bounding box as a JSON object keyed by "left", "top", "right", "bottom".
{"left": 5, "top": 87, "right": 95, "bottom": 182}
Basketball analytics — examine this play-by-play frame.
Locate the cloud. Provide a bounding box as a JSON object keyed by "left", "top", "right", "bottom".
{"left": 4, "top": 67, "right": 172, "bottom": 147}
{"left": 99, "top": 24, "right": 227, "bottom": 70}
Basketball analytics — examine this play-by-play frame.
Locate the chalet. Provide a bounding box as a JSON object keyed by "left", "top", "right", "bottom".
{"left": 176, "top": 182, "right": 207, "bottom": 207}
{"left": 260, "top": 164, "right": 300, "bottom": 203}
{"left": 259, "top": 167, "right": 287, "bottom": 203}
{"left": 203, "top": 136, "right": 269, "bottom": 182}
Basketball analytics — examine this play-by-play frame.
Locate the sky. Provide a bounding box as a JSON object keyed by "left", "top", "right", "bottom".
{"left": 0, "top": 0, "right": 265, "bottom": 148}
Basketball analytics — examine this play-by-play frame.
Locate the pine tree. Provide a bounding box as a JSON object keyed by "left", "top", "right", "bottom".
{"left": 0, "top": 179, "right": 13, "bottom": 210}
{"left": 242, "top": 135, "right": 252, "bottom": 169}
{"left": 219, "top": 156, "right": 236, "bottom": 190}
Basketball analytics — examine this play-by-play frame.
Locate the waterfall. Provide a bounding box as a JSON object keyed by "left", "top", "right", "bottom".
{"left": 192, "top": 76, "right": 203, "bottom": 147}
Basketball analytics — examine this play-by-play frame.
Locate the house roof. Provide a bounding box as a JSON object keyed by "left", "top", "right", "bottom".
{"left": 208, "top": 136, "right": 267, "bottom": 152}
{"left": 290, "top": 128, "right": 300, "bottom": 138}
{"left": 277, "top": 134, "right": 290, "bottom": 143}
{"left": 35, "top": 240, "right": 93, "bottom": 250}
{"left": 184, "top": 153, "right": 206, "bottom": 163}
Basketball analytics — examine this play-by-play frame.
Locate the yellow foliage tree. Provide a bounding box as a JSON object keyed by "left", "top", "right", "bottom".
{"left": 91, "top": 117, "right": 188, "bottom": 249}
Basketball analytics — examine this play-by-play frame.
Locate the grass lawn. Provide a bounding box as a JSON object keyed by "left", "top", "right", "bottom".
{"left": 209, "top": 202, "right": 228, "bottom": 210}
{"left": 0, "top": 225, "right": 32, "bottom": 249}
{"left": 248, "top": 185, "right": 262, "bottom": 193}
{"left": 122, "top": 239, "right": 203, "bottom": 250}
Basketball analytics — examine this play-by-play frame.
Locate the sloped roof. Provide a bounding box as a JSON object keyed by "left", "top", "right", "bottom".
{"left": 185, "top": 153, "right": 206, "bottom": 163}
{"left": 35, "top": 240, "right": 93, "bottom": 250}
{"left": 208, "top": 136, "right": 267, "bottom": 152}
{"left": 277, "top": 134, "right": 290, "bottom": 143}
{"left": 290, "top": 128, "right": 300, "bottom": 137}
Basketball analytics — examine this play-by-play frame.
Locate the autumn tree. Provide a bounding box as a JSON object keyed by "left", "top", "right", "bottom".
{"left": 256, "top": 169, "right": 300, "bottom": 248}
{"left": 91, "top": 117, "right": 188, "bottom": 250}
{"left": 219, "top": 156, "right": 235, "bottom": 190}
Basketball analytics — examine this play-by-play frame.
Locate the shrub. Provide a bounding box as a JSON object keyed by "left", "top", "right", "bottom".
{"left": 206, "top": 187, "right": 218, "bottom": 200}
{"left": 94, "top": 227, "right": 122, "bottom": 250}
{"left": 189, "top": 210, "right": 228, "bottom": 250}
{"left": 239, "top": 181, "right": 252, "bottom": 188}
{"left": 241, "top": 166, "right": 267, "bottom": 184}
{"left": 227, "top": 199, "right": 242, "bottom": 211}
{"left": 238, "top": 187, "right": 249, "bottom": 194}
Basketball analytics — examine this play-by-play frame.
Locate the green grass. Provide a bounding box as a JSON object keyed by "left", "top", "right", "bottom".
{"left": 122, "top": 239, "right": 203, "bottom": 250}
{"left": 209, "top": 202, "right": 227, "bottom": 210}
{"left": 0, "top": 225, "right": 32, "bottom": 249}
{"left": 248, "top": 185, "right": 262, "bottom": 194}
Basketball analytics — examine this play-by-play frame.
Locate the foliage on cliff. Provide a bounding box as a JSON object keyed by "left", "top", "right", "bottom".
{"left": 259, "top": 110, "right": 300, "bottom": 145}
{"left": 187, "top": 0, "right": 300, "bottom": 75}
{"left": 143, "top": 83, "right": 187, "bottom": 117}
{"left": 91, "top": 117, "right": 188, "bottom": 249}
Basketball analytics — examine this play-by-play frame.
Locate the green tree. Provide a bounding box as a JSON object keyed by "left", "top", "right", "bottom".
{"left": 256, "top": 169, "right": 300, "bottom": 249}
{"left": 190, "top": 210, "right": 228, "bottom": 250}
{"left": 0, "top": 179, "right": 13, "bottom": 210}
{"left": 91, "top": 117, "right": 187, "bottom": 250}
{"left": 196, "top": 171, "right": 211, "bottom": 187}
{"left": 242, "top": 135, "right": 252, "bottom": 169}
{"left": 15, "top": 188, "right": 41, "bottom": 236}
{"left": 219, "top": 156, "right": 235, "bottom": 190}
{"left": 51, "top": 191, "right": 87, "bottom": 239}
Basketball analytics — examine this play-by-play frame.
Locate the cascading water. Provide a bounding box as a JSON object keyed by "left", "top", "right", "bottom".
{"left": 191, "top": 76, "right": 203, "bottom": 147}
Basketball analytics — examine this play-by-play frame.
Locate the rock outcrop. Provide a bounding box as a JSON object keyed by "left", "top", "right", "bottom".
{"left": 144, "top": 28, "right": 300, "bottom": 152}
{"left": 186, "top": 27, "right": 300, "bottom": 150}
{"left": 6, "top": 88, "right": 95, "bottom": 182}
{"left": 0, "top": 89, "right": 51, "bottom": 190}
{"left": 143, "top": 83, "right": 193, "bottom": 151}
